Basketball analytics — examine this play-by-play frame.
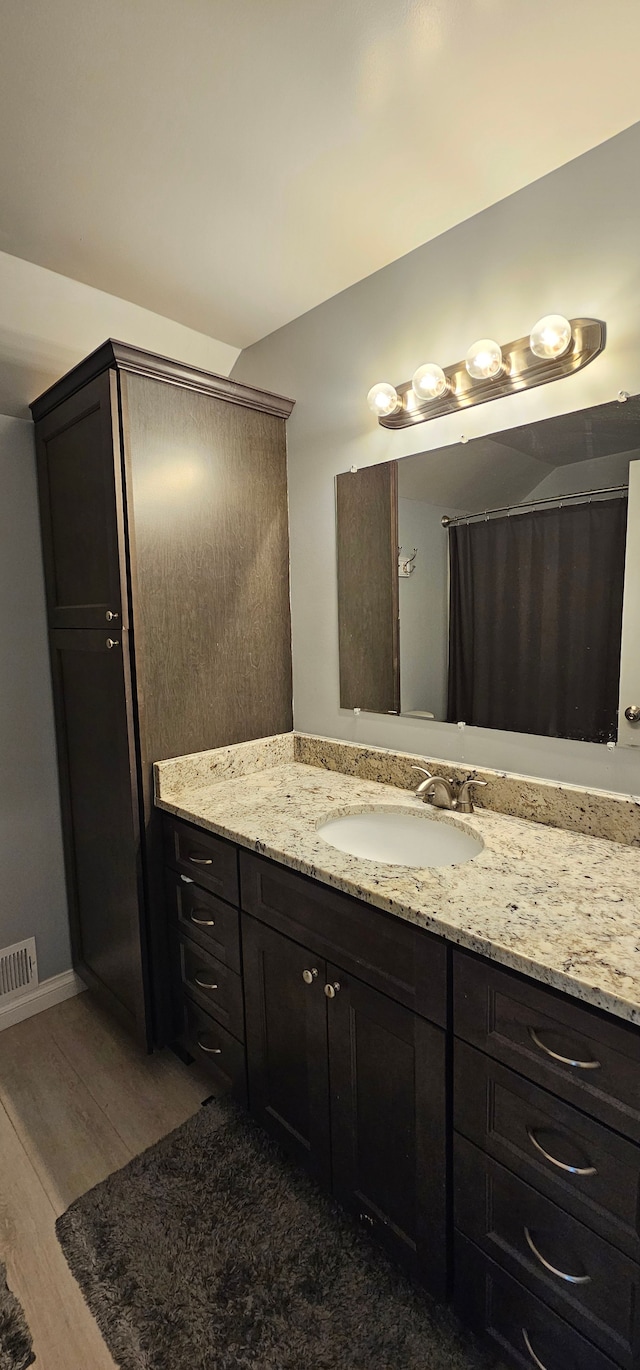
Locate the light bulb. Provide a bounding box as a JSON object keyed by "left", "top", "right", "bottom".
{"left": 412, "top": 362, "right": 449, "bottom": 402}
{"left": 465, "top": 338, "right": 504, "bottom": 381}
{"left": 367, "top": 381, "right": 401, "bottom": 417}
{"left": 530, "top": 314, "right": 572, "bottom": 360}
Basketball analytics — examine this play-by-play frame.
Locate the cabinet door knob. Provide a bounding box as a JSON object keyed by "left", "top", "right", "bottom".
{"left": 106, "top": 638, "right": 120, "bottom": 649}
{"left": 625, "top": 704, "right": 640, "bottom": 722}
{"left": 302, "top": 968, "right": 318, "bottom": 984}
{"left": 105, "top": 610, "right": 119, "bottom": 622}
{"left": 324, "top": 982, "right": 341, "bottom": 999}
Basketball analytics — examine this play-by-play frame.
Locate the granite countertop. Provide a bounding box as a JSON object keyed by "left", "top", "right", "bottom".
{"left": 155, "top": 740, "right": 640, "bottom": 1027}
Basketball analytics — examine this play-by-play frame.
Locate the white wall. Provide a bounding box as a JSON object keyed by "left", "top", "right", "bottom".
{"left": 0, "top": 416, "right": 70, "bottom": 978}
{"left": 233, "top": 121, "right": 640, "bottom": 794}
{"left": 0, "top": 251, "right": 240, "bottom": 419}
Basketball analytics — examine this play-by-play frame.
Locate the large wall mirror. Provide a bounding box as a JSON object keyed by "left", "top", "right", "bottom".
{"left": 336, "top": 393, "right": 640, "bottom": 748}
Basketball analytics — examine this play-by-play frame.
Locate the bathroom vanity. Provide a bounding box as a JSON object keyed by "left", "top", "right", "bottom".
{"left": 156, "top": 733, "right": 640, "bottom": 1370}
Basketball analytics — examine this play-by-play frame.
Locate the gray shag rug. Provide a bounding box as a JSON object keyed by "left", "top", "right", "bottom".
{"left": 57, "top": 1097, "right": 496, "bottom": 1370}
{"left": 0, "top": 1265, "right": 34, "bottom": 1370}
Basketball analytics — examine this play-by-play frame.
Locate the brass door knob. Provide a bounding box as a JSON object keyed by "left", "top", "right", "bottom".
{"left": 625, "top": 704, "right": 640, "bottom": 722}
{"left": 324, "top": 982, "right": 341, "bottom": 999}
{"left": 302, "top": 968, "right": 318, "bottom": 984}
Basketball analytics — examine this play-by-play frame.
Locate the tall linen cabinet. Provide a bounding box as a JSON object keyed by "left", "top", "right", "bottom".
{"left": 31, "top": 342, "right": 294, "bottom": 1047}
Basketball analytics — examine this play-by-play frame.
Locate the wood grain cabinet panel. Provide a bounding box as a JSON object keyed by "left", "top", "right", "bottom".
{"left": 455, "top": 1135, "right": 640, "bottom": 1368}
{"left": 454, "top": 1234, "right": 620, "bottom": 1370}
{"left": 163, "top": 816, "right": 239, "bottom": 905}
{"left": 454, "top": 951, "right": 640, "bottom": 1142}
{"left": 240, "top": 850, "right": 447, "bottom": 1026}
{"left": 181, "top": 998, "right": 247, "bottom": 1105}
{"left": 328, "top": 968, "right": 447, "bottom": 1295}
{"left": 179, "top": 936, "right": 244, "bottom": 1042}
{"left": 35, "top": 371, "right": 127, "bottom": 630}
{"left": 164, "top": 869, "right": 241, "bottom": 972}
{"left": 242, "top": 913, "right": 331, "bottom": 1186}
{"left": 455, "top": 1040, "right": 640, "bottom": 1261}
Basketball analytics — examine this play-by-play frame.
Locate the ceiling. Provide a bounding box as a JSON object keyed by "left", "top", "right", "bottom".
{"left": 2, "top": 1, "right": 640, "bottom": 349}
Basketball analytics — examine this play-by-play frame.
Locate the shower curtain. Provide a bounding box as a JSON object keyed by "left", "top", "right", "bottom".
{"left": 446, "top": 497, "right": 628, "bottom": 742}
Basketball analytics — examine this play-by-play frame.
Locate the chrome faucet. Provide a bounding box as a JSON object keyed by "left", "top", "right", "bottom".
{"left": 412, "top": 766, "right": 487, "bottom": 814}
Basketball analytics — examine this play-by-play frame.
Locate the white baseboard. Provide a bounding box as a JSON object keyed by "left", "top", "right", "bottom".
{"left": 0, "top": 968, "right": 86, "bottom": 1032}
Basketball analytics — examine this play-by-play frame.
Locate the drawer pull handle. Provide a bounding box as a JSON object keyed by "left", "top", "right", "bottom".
{"left": 528, "top": 1027, "right": 600, "bottom": 1071}
{"left": 188, "top": 854, "right": 213, "bottom": 865}
{"left": 194, "top": 976, "right": 218, "bottom": 991}
{"left": 523, "top": 1227, "right": 591, "bottom": 1285}
{"left": 197, "top": 1040, "right": 222, "bottom": 1055}
{"left": 526, "top": 1127, "right": 597, "bottom": 1177}
{"left": 522, "top": 1328, "right": 548, "bottom": 1370}
{"left": 180, "top": 875, "right": 194, "bottom": 884}
{"left": 190, "top": 913, "right": 216, "bottom": 928}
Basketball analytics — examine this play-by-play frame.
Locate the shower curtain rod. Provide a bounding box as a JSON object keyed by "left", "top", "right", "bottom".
{"left": 440, "top": 484, "right": 628, "bottom": 528}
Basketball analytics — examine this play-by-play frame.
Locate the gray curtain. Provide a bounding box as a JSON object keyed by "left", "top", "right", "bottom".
{"left": 447, "top": 497, "right": 628, "bottom": 742}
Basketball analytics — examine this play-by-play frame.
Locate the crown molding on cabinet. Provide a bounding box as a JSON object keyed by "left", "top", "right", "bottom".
{"left": 30, "top": 338, "right": 295, "bottom": 422}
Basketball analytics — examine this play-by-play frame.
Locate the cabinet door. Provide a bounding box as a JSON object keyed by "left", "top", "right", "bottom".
{"left": 35, "top": 371, "right": 128, "bottom": 629}
{"left": 242, "top": 914, "right": 331, "bottom": 1185}
{"left": 327, "top": 967, "right": 448, "bottom": 1297}
{"left": 50, "top": 629, "right": 149, "bottom": 1043}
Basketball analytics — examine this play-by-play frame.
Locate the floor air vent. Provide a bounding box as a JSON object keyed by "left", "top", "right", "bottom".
{"left": 0, "top": 938, "right": 38, "bottom": 1005}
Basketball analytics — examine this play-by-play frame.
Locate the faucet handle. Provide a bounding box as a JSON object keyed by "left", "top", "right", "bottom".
{"left": 412, "top": 766, "right": 433, "bottom": 781}
{"left": 456, "top": 775, "right": 488, "bottom": 813}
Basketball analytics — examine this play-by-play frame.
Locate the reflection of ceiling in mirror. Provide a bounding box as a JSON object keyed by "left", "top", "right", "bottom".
{"left": 396, "top": 393, "right": 640, "bottom": 513}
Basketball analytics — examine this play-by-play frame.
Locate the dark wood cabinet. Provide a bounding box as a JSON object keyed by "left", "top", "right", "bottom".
{"left": 32, "top": 342, "right": 294, "bottom": 1045}
{"left": 242, "top": 914, "right": 331, "bottom": 1184}
{"left": 241, "top": 905, "right": 448, "bottom": 1295}
{"left": 328, "top": 965, "right": 447, "bottom": 1294}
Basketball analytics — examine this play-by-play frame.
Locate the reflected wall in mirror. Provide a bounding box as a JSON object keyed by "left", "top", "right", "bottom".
{"left": 336, "top": 393, "right": 640, "bottom": 745}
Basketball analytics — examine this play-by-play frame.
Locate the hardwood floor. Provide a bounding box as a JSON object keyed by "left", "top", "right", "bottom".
{"left": 0, "top": 990, "right": 212, "bottom": 1369}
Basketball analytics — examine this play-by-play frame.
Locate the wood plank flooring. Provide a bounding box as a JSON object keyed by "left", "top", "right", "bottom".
{"left": 0, "top": 990, "right": 212, "bottom": 1370}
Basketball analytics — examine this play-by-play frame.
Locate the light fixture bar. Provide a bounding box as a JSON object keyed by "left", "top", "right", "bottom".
{"left": 376, "top": 318, "right": 605, "bottom": 430}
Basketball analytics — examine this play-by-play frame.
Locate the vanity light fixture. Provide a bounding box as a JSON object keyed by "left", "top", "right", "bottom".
{"left": 368, "top": 316, "right": 605, "bottom": 430}
{"left": 366, "top": 381, "right": 402, "bottom": 417}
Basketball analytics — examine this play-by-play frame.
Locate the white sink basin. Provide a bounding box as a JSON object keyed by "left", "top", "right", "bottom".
{"left": 317, "top": 808, "right": 483, "bottom": 868}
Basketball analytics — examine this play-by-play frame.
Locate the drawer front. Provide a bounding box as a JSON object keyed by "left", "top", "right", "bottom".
{"left": 239, "top": 850, "right": 447, "bottom": 1026}
{"left": 165, "top": 869, "right": 241, "bottom": 972}
{"left": 163, "top": 815, "right": 239, "bottom": 904}
{"left": 455, "top": 1234, "right": 619, "bottom": 1370}
{"left": 179, "top": 936, "right": 244, "bottom": 1042}
{"left": 181, "top": 998, "right": 247, "bottom": 1106}
{"left": 454, "top": 951, "right": 640, "bottom": 1143}
{"left": 455, "top": 1041, "right": 640, "bottom": 1261}
{"left": 455, "top": 1134, "right": 639, "bottom": 1367}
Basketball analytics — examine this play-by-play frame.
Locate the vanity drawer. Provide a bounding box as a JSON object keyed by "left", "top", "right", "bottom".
{"left": 455, "top": 1134, "right": 640, "bottom": 1368}
{"left": 165, "top": 868, "right": 241, "bottom": 972}
{"left": 239, "top": 850, "right": 447, "bottom": 1026}
{"left": 454, "top": 951, "right": 640, "bottom": 1143}
{"left": 181, "top": 998, "right": 247, "bottom": 1105}
{"left": 179, "top": 935, "right": 244, "bottom": 1042}
{"left": 455, "top": 1042, "right": 640, "bottom": 1261}
{"left": 454, "top": 1234, "right": 620, "bottom": 1370}
{"left": 163, "top": 815, "right": 239, "bottom": 904}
